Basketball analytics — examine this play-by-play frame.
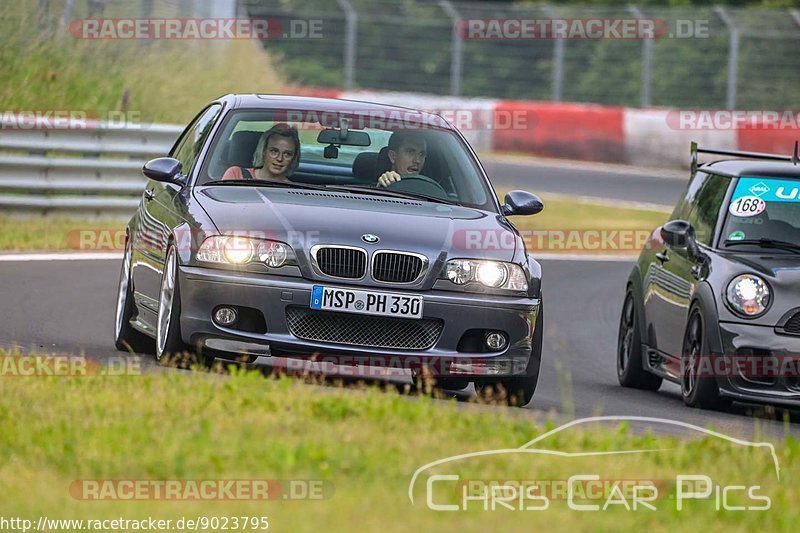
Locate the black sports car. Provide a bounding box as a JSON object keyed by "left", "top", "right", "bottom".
{"left": 618, "top": 143, "right": 800, "bottom": 409}
{"left": 114, "top": 94, "right": 545, "bottom": 405}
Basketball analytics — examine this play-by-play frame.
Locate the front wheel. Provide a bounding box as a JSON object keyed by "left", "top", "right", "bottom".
{"left": 617, "top": 289, "right": 662, "bottom": 390}
{"left": 477, "top": 305, "right": 544, "bottom": 407}
{"left": 681, "top": 307, "right": 731, "bottom": 410}
{"left": 156, "top": 246, "right": 192, "bottom": 364}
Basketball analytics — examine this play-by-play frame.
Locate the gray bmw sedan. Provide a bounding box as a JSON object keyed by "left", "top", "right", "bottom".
{"left": 114, "top": 94, "right": 545, "bottom": 406}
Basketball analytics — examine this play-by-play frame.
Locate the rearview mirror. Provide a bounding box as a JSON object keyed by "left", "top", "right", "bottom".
{"left": 317, "top": 128, "right": 371, "bottom": 147}
{"left": 502, "top": 190, "right": 544, "bottom": 216}
{"left": 143, "top": 157, "right": 183, "bottom": 184}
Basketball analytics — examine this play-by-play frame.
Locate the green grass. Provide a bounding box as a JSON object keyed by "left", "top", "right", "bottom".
{"left": 0, "top": 354, "right": 797, "bottom": 531}
{"left": 0, "top": 197, "right": 667, "bottom": 253}
{"left": 0, "top": 4, "right": 284, "bottom": 125}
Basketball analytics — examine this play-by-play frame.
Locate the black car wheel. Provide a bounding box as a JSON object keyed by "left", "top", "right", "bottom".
{"left": 617, "top": 289, "right": 662, "bottom": 390}
{"left": 114, "top": 238, "right": 153, "bottom": 354}
{"left": 477, "top": 305, "right": 544, "bottom": 407}
{"left": 156, "top": 246, "right": 193, "bottom": 364}
{"left": 681, "top": 307, "right": 731, "bottom": 410}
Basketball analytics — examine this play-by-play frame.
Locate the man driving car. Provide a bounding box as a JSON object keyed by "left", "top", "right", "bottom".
{"left": 376, "top": 131, "right": 427, "bottom": 187}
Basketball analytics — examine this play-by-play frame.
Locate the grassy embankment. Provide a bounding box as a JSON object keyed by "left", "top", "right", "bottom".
{"left": 0, "top": 351, "right": 796, "bottom": 532}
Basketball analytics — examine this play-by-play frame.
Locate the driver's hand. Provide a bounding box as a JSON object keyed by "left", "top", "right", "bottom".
{"left": 377, "top": 171, "right": 401, "bottom": 188}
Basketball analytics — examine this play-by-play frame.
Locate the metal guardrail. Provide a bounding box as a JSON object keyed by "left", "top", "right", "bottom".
{"left": 0, "top": 118, "right": 182, "bottom": 214}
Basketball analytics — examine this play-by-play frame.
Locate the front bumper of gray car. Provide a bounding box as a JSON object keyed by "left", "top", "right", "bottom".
{"left": 178, "top": 265, "right": 541, "bottom": 378}
{"left": 716, "top": 321, "right": 800, "bottom": 407}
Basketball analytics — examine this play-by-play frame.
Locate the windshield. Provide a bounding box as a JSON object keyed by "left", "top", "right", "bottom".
{"left": 197, "top": 109, "right": 494, "bottom": 210}
{"left": 721, "top": 177, "right": 800, "bottom": 250}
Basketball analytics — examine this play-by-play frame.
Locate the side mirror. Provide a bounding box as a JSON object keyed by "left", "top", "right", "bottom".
{"left": 502, "top": 190, "right": 544, "bottom": 216}
{"left": 143, "top": 157, "right": 183, "bottom": 184}
{"left": 661, "top": 220, "right": 699, "bottom": 255}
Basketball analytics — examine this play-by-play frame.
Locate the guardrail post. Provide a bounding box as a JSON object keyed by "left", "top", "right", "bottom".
{"left": 628, "top": 6, "right": 652, "bottom": 108}
{"left": 714, "top": 6, "right": 739, "bottom": 110}
{"left": 541, "top": 6, "right": 564, "bottom": 102}
{"left": 438, "top": 0, "right": 463, "bottom": 96}
{"left": 336, "top": 0, "right": 358, "bottom": 90}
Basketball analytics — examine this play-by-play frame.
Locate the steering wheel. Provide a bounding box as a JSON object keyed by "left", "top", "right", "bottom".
{"left": 387, "top": 174, "right": 449, "bottom": 199}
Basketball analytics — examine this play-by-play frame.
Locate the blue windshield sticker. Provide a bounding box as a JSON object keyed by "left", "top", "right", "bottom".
{"left": 733, "top": 177, "right": 800, "bottom": 203}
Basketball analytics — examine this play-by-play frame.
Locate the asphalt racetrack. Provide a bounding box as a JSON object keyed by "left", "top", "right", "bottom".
{"left": 2, "top": 161, "right": 796, "bottom": 440}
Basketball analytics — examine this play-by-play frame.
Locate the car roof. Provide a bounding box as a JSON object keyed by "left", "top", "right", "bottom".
{"left": 703, "top": 159, "right": 800, "bottom": 179}
{"left": 215, "top": 93, "right": 452, "bottom": 130}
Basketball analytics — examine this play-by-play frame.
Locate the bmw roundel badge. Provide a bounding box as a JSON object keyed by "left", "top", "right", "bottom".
{"left": 361, "top": 233, "right": 380, "bottom": 244}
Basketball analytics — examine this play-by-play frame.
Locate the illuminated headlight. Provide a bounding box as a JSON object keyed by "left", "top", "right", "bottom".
{"left": 197, "top": 236, "right": 295, "bottom": 267}
{"left": 476, "top": 262, "right": 507, "bottom": 287}
{"left": 444, "top": 260, "right": 528, "bottom": 291}
{"left": 726, "top": 274, "right": 771, "bottom": 317}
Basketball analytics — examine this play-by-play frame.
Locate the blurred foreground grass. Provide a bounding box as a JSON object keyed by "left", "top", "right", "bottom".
{"left": 0, "top": 195, "right": 667, "bottom": 252}
{"left": 0, "top": 351, "right": 797, "bottom": 532}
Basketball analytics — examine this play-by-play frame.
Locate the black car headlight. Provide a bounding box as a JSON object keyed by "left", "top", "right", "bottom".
{"left": 444, "top": 259, "right": 528, "bottom": 291}
{"left": 725, "top": 274, "right": 771, "bottom": 318}
{"left": 197, "top": 236, "right": 296, "bottom": 267}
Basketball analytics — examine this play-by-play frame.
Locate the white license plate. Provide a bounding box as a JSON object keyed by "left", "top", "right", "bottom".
{"left": 310, "top": 285, "right": 423, "bottom": 319}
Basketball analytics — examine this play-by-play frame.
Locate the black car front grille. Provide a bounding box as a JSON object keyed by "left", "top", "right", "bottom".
{"left": 372, "top": 252, "right": 424, "bottom": 283}
{"left": 314, "top": 247, "right": 367, "bottom": 279}
{"left": 286, "top": 307, "right": 442, "bottom": 350}
{"left": 784, "top": 312, "right": 800, "bottom": 335}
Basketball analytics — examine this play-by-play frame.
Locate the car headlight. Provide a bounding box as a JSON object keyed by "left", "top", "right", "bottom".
{"left": 444, "top": 260, "right": 528, "bottom": 291}
{"left": 197, "top": 236, "right": 295, "bottom": 267}
{"left": 726, "top": 274, "right": 771, "bottom": 317}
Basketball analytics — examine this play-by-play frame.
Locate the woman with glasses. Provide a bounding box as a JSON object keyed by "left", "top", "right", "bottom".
{"left": 222, "top": 123, "right": 301, "bottom": 181}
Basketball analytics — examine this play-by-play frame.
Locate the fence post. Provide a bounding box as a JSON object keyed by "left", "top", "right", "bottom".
{"left": 714, "top": 6, "right": 739, "bottom": 110}
{"left": 790, "top": 8, "right": 800, "bottom": 27}
{"left": 58, "top": 0, "right": 74, "bottom": 37}
{"left": 628, "top": 6, "right": 652, "bottom": 108}
{"left": 438, "top": 0, "right": 463, "bottom": 96}
{"left": 336, "top": 0, "right": 358, "bottom": 90}
{"left": 541, "top": 6, "right": 564, "bottom": 102}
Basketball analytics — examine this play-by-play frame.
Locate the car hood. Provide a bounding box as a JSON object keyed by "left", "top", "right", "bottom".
{"left": 715, "top": 251, "right": 800, "bottom": 285}
{"left": 194, "top": 186, "right": 519, "bottom": 263}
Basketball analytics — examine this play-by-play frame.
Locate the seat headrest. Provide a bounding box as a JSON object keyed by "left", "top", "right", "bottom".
{"left": 352, "top": 152, "right": 379, "bottom": 183}
{"left": 225, "top": 131, "right": 263, "bottom": 167}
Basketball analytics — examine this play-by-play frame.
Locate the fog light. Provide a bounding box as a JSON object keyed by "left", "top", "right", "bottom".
{"left": 485, "top": 332, "right": 507, "bottom": 351}
{"left": 214, "top": 306, "right": 238, "bottom": 326}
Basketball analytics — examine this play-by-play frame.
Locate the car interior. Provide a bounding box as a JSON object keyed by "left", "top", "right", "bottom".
{"left": 208, "top": 127, "right": 463, "bottom": 202}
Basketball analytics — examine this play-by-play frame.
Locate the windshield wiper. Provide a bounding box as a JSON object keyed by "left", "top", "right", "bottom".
{"left": 326, "top": 184, "right": 462, "bottom": 206}
{"left": 724, "top": 238, "right": 800, "bottom": 254}
{"left": 207, "top": 179, "right": 330, "bottom": 191}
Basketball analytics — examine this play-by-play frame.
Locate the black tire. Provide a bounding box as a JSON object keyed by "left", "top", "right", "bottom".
{"left": 155, "top": 245, "right": 196, "bottom": 366}
{"left": 477, "top": 305, "right": 544, "bottom": 407}
{"left": 681, "top": 307, "right": 731, "bottom": 410}
{"left": 114, "top": 237, "right": 154, "bottom": 354}
{"left": 617, "top": 289, "right": 662, "bottom": 390}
